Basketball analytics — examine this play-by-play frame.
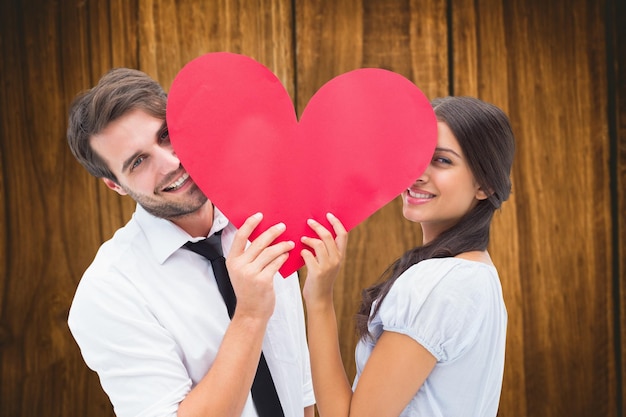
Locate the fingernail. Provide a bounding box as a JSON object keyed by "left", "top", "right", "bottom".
{"left": 253, "top": 212, "right": 262, "bottom": 219}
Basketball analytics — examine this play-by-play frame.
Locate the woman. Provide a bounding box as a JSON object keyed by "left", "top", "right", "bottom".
{"left": 301, "top": 96, "right": 516, "bottom": 417}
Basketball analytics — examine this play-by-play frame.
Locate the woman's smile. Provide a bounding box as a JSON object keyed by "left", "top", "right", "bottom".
{"left": 405, "top": 188, "right": 435, "bottom": 204}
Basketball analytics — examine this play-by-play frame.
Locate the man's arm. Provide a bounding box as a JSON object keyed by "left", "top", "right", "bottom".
{"left": 178, "top": 213, "right": 294, "bottom": 417}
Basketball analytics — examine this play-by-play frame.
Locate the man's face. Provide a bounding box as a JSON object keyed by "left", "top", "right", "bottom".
{"left": 91, "top": 109, "right": 207, "bottom": 220}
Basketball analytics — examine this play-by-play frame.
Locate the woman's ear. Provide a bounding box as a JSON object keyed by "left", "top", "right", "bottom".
{"left": 475, "top": 187, "right": 491, "bottom": 201}
{"left": 102, "top": 178, "right": 128, "bottom": 196}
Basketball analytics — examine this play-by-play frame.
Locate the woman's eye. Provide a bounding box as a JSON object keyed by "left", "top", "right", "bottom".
{"left": 433, "top": 156, "right": 452, "bottom": 165}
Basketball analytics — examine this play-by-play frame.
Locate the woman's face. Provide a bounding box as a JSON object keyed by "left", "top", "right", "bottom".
{"left": 402, "top": 121, "right": 487, "bottom": 243}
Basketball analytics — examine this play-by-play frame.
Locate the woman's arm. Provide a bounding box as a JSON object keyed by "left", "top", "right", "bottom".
{"left": 301, "top": 214, "right": 352, "bottom": 416}
{"left": 350, "top": 331, "right": 436, "bottom": 417}
{"left": 302, "top": 214, "right": 437, "bottom": 417}
{"left": 304, "top": 291, "right": 353, "bottom": 416}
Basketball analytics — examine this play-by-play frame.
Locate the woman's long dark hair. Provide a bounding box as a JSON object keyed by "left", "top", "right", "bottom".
{"left": 355, "top": 96, "right": 516, "bottom": 339}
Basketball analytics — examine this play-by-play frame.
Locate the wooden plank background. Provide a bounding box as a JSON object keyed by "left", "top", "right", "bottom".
{"left": 0, "top": 0, "right": 623, "bottom": 416}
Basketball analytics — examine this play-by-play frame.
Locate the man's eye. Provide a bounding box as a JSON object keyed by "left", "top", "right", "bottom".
{"left": 132, "top": 156, "right": 145, "bottom": 170}
{"left": 159, "top": 128, "right": 170, "bottom": 143}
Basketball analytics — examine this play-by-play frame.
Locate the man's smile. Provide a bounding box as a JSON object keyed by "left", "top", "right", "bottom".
{"left": 162, "top": 172, "right": 190, "bottom": 192}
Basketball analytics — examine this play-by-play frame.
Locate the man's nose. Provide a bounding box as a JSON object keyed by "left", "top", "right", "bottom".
{"left": 155, "top": 145, "right": 180, "bottom": 173}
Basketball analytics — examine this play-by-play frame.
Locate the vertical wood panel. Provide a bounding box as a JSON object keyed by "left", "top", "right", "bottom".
{"left": 452, "top": 0, "right": 615, "bottom": 415}
{"left": 0, "top": 0, "right": 96, "bottom": 414}
{"left": 513, "top": 0, "right": 614, "bottom": 414}
{"left": 0, "top": 1, "right": 30, "bottom": 415}
{"left": 612, "top": 0, "right": 626, "bottom": 410}
{"left": 139, "top": 0, "right": 295, "bottom": 93}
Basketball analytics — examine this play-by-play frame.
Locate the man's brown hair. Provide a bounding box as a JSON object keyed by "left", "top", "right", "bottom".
{"left": 67, "top": 68, "right": 167, "bottom": 182}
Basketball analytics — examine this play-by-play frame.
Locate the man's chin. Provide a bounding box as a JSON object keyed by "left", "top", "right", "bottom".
{"left": 139, "top": 197, "right": 207, "bottom": 220}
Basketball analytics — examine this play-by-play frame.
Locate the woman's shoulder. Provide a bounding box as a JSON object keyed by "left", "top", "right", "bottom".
{"left": 406, "top": 255, "right": 497, "bottom": 276}
{"left": 377, "top": 256, "right": 504, "bottom": 361}
{"left": 394, "top": 256, "right": 499, "bottom": 297}
{"left": 455, "top": 250, "right": 495, "bottom": 267}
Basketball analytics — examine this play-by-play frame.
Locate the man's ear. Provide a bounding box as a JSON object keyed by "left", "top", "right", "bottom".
{"left": 102, "top": 178, "right": 128, "bottom": 196}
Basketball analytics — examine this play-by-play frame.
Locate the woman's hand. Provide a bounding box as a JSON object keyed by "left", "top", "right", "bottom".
{"left": 227, "top": 213, "right": 294, "bottom": 322}
{"left": 301, "top": 213, "right": 348, "bottom": 308}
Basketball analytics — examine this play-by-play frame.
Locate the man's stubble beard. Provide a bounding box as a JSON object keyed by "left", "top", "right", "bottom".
{"left": 125, "top": 182, "right": 208, "bottom": 220}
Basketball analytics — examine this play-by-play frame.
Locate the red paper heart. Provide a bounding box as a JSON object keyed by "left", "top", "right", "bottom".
{"left": 167, "top": 52, "right": 437, "bottom": 276}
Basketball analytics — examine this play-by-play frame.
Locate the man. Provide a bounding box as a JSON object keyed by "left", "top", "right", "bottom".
{"left": 66, "top": 68, "right": 315, "bottom": 417}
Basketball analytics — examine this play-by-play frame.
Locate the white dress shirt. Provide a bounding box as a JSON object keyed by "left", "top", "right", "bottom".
{"left": 68, "top": 204, "right": 314, "bottom": 417}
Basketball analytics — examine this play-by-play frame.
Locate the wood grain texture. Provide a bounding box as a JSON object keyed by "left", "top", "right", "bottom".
{"left": 138, "top": 0, "right": 295, "bottom": 94}
{"left": 490, "top": 1, "right": 615, "bottom": 415}
{"left": 474, "top": 0, "right": 615, "bottom": 415}
{"left": 0, "top": 0, "right": 623, "bottom": 416}
{"left": 612, "top": 0, "right": 626, "bottom": 411}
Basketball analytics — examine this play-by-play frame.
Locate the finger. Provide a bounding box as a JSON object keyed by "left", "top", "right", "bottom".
{"left": 300, "top": 249, "right": 315, "bottom": 263}
{"left": 301, "top": 249, "right": 320, "bottom": 272}
{"left": 230, "top": 212, "right": 263, "bottom": 256}
{"left": 252, "top": 240, "right": 295, "bottom": 270}
{"left": 300, "top": 235, "right": 323, "bottom": 250}
{"left": 301, "top": 235, "right": 328, "bottom": 261}
{"left": 305, "top": 219, "right": 336, "bottom": 259}
{"left": 307, "top": 218, "right": 334, "bottom": 242}
{"left": 259, "top": 252, "right": 290, "bottom": 277}
{"left": 327, "top": 212, "right": 349, "bottom": 254}
{"left": 243, "top": 222, "right": 288, "bottom": 261}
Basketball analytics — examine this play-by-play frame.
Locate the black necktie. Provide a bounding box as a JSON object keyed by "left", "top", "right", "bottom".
{"left": 185, "top": 232, "right": 285, "bottom": 417}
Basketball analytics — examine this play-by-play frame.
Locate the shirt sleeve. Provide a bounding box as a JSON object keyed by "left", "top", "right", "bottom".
{"left": 291, "top": 274, "right": 315, "bottom": 408}
{"left": 68, "top": 269, "right": 190, "bottom": 417}
{"left": 375, "top": 260, "right": 490, "bottom": 362}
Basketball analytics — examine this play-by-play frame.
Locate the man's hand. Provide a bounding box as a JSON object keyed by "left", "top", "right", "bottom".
{"left": 226, "top": 213, "right": 295, "bottom": 322}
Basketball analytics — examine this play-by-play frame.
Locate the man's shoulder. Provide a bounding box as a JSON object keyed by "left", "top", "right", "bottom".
{"left": 93, "top": 217, "right": 146, "bottom": 266}
{"left": 73, "top": 215, "right": 153, "bottom": 298}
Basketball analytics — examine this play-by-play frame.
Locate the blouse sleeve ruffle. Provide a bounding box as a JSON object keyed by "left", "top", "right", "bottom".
{"left": 373, "top": 259, "right": 491, "bottom": 362}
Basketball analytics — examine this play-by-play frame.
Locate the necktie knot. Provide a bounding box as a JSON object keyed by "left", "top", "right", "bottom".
{"left": 184, "top": 231, "right": 235, "bottom": 318}
{"left": 185, "top": 230, "right": 223, "bottom": 261}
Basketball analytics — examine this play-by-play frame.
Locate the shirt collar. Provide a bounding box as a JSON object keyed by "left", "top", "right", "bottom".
{"left": 134, "top": 203, "right": 230, "bottom": 264}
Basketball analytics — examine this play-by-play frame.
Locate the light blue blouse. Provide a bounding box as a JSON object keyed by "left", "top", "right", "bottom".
{"left": 354, "top": 257, "right": 507, "bottom": 416}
